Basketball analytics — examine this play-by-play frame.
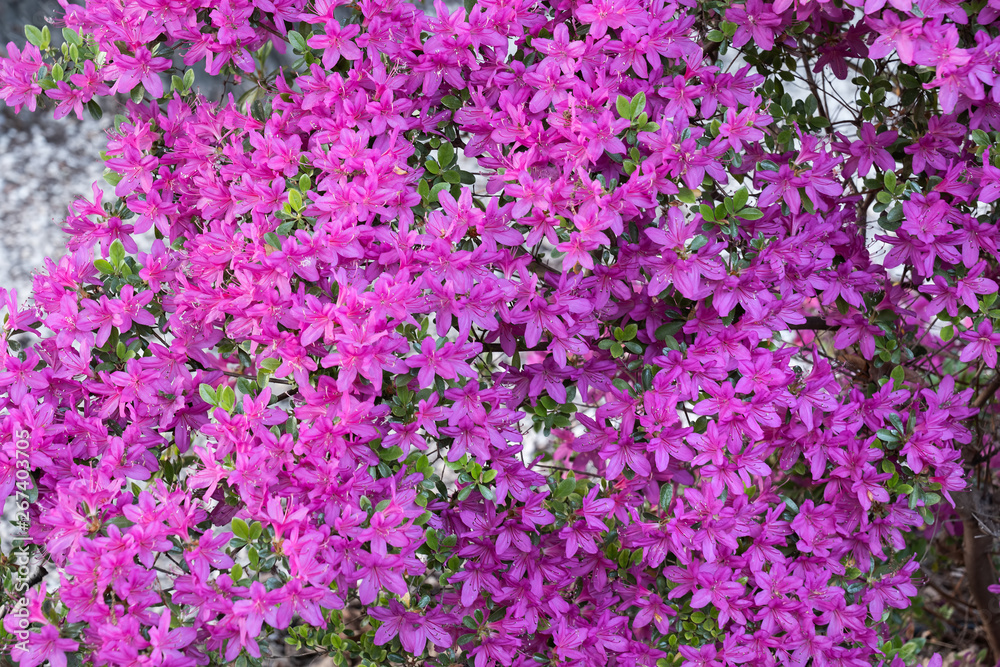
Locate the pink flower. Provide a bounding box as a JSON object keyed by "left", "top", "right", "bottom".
{"left": 12, "top": 624, "right": 78, "bottom": 667}
{"left": 404, "top": 337, "right": 481, "bottom": 388}
{"left": 959, "top": 320, "right": 1000, "bottom": 367}
{"left": 846, "top": 123, "right": 897, "bottom": 176}
{"left": 370, "top": 600, "right": 453, "bottom": 655}
{"left": 106, "top": 47, "right": 171, "bottom": 98}
{"left": 726, "top": 0, "right": 783, "bottom": 51}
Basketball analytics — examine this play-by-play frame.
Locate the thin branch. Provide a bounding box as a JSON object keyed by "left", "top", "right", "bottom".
{"left": 974, "top": 374, "right": 1000, "bottom": 410}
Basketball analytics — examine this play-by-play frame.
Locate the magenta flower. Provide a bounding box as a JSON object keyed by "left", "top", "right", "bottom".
{"left": 0, "top": 0, "right": 996, "bottom": 664}
{"left": 576, "top": 0, "right": 628, "bottom": 38}
{"left": 726, "top": 0, "right": 783, "bottom": 51}
{"left": 404, "top": 337, "right": 481, "bottom": 388}
{"left": 106, "top": 47, "right": 171, "bottom": 98}
{"left": 370, "top": 600, "right": 453, "bottom": 655}
{"left": 534, "top": 23, "right": 586, "bottom": 74}
{"left": 12, "top": 625, "right": 78, "bottom": 667}
{"left": 308, "top": 23, "right": 362, "bottom": 69}
{"left": 846, "top": 123, "right": 897, "bottom": 176}
{"left": 959, "top": 320, "right": 1000, "bottom": 367}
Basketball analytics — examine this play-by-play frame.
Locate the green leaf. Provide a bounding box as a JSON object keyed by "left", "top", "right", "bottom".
{"left": 676, "top": 187, "right": 697, "bottom": 204}
{"left": 555, "top": 477, "right": 576, "bottom": 499}
{"left": 441, "top": 95, "right": 462, "bottom": 110}
{"left": 629, "top": 91, "right": 646, "bottom": 119}
{"left": 85, "top": 99, "right": 103, "bottom": 121}
{"left": 122, "top": 81, "right": 142, "bottom": 103}
{"left": 919, "top": 505, "right": 935, "bottom": 525}
{"left": 218, "top": 385, "right": 236, "bottom": 412}
{"left": 438, "top": 142, "right": 455, "bottom": 168}
{"left": 249, "top": 521, "right": 263, "bottom": 540}
{"left": 431, "top": 181, "right": 450, "bottom": 199}
{"left": 198, "top": 383, "right": 217, "bottom": 405}
{"left": 706, "top": 29, "right": 724, "bottom": 41}
{"left": 940, "top": 324, "right": 954, "bottom": 341}
{"left": 288, "top": 188, "right": 303, "bottom": 211}
{"left": 62, "top": 27, "right": 82, "bottom": 46}
{"left": 883, "top": 171, "right": 897, "bottom": 191}
{"left": 24, "top": 25, "right": 44, "bottom": 47}
{"left": 689, "top": 234, "right": 709, "bottom": 251}
{"left": 417, "top": 178, "right": 431, "bottom": 201}
{"left": 737, "top": 207, "right": 764, "bottom": 220}
{"left": 288, "top": 30, "right": 308, "bottom": 53}
{"left": 733, "top": 187, "right": 749, "bottom": 211}
{"left": 380, "top": 446, "right": 404, "bottom": 461}
{"left": 876, "top": 428, "right": 899, "bottom": 443}
{"left": 425, "top": 527, "right": 439, "bottom": 551}
{"left": 109, "top": 239, "right": 126, "bottom": 268}
{"left": 616, "top": 94, "right": 630, "bottom": 119}
{"left": 659, "top": 483, "right": 673, "bottom": 511}
{"left": 654, "top": 321, "right": 681, "bottom": 340}
{"left": 94, "top": 259, "right": 115, "bottom": 274}
{"left": 106, "top": 515, "right": 135, "bottom": 530}
{"left": 971, "top": 129, "right": 991, "bottom": 147}
{"left": 232, "top": 518, "right": 250, "bottom": 540}
{"left": 890, "top": 365, "right": 905, "bottom": 385}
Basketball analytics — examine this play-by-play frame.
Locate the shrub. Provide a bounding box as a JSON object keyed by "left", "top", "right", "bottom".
{"left": 1, "top": 0, "right": 999, "bottom": 665}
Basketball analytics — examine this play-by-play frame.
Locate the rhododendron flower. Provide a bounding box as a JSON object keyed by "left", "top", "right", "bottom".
{"left": 1, "top": 0, "right": 998, "bottom": 664}
{"left": 12, "top": 625, "right": 79, "bottom": 667}
{"left": 960, "top": 320, "right": 1000, "bottom": 367}
{"left": 727, "top": 0, "right": 783, "bottom": 51}
{"left": 370, "top": 600, "right": 453, "bottom": 654}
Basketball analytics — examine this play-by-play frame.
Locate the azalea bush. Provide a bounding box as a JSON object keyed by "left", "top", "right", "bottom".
{"left": 4, "top": 0, "right": 1000, "bottom": 664}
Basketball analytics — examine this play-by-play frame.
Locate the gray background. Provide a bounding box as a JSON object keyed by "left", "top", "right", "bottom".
{"left": 2, "top": 0, "right": 110, "bottom": 300}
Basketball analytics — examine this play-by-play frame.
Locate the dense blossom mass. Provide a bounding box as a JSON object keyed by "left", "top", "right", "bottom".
{"left": 1, "top": 0, "right": 1000, "bottom": 665}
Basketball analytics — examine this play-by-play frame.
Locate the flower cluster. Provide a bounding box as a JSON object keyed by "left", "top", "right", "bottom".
{"left": 1, "top": 0, "right": 1000, "bottom": 665}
